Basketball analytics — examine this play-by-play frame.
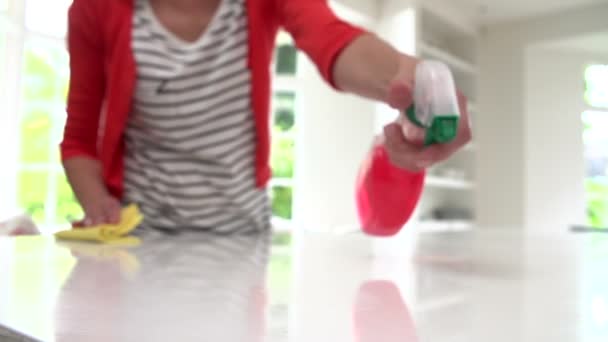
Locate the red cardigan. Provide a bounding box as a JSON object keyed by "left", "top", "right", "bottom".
{"left": 61, "top": 0, "right": 366, "bottom": 197}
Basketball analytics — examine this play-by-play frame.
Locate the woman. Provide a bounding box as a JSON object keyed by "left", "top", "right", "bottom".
{"left": 61, "top": 0, "right": 471, "bottom": 233}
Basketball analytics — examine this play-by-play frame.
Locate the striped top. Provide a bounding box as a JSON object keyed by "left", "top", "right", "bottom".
{"left": 123, "top": 0, "right": 270, "bottom": 233}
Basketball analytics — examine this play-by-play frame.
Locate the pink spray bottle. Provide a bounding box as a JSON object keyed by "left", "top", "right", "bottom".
{"left": 356, "top": 60, "right": 461, "bottom": 236}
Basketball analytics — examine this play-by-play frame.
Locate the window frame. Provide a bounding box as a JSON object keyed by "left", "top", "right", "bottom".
{"left": 584, "top": 63, "right": 608, "bottom": 119}
{"left": 269, "top": 31, "right": 300, "bottom": 232}
{"left": 0, "top": 0, "right": 25, "bottom": 222}
{"left": 584, "top": 64, "right": 608, "bottom": 111}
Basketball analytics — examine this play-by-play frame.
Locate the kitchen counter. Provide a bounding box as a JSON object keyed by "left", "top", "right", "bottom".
{"left": 1, "top": 228, "right": 607, "bottom": 341}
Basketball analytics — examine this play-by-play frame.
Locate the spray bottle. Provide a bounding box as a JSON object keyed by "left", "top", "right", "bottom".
{"left": 356, "top": 60, "right": 461, "bottom": 236}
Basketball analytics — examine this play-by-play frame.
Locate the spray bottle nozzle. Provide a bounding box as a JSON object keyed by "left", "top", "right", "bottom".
{"left": 429, "top": 116, "right": 458, "bottom": 144}
{"left": 406, "top": 60, "right": 461, "bottom": 146}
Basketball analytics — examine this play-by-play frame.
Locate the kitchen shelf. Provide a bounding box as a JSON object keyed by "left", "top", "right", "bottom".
{"left": 418, "top": 220, "right": 474, "bottom": 232}
{"left": 419, "top": 41, "right": 477, "bottom": 76}
{"left": 415, "top": 294, "right": 467, "bottom": 313}
{"left": 425, "top": 176, "right": 474, "bottom": 189}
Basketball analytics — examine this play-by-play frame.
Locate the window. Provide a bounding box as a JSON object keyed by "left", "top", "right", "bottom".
{"left": 0, "top": 1, "right": 79, "bottom": 233}
{"left": 582, "top": 64, "right": 608, "bottom": 229}
{"left": 271, "top": 92, "right": 296, "bottom": 220}
{"left": 25, "top": 0, "right": 71, "bottom": 38}
{"left": 585, "top": 64, "right": 608, "bottom": 109}
{"left": 270, "top": 32, "right": 299, "bottom": 232}
{"left": 18, "top": 39, "right": 80, "bottom": 228}
{"left": 4, "top": 4, "right": 75, "bottom": 231}
{"left": 275, "top": 45, "right": 297, "bottom": 75}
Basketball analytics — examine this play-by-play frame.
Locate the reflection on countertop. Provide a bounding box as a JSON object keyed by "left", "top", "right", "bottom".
{"left": 2, "top": 228, "right": 608, "bottom": 341}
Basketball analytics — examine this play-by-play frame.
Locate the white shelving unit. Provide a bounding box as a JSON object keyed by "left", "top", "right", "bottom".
{"left": 414, "top": 293, "right": 467, "bottom": 313}
{"left": 425, "top": 176, "right": 475, "bottom": 190}
{"left": 418, "top": 220, "right": 475, "bottom": 232}
{"left": 415, "top": 5, "right": 479, "bottom": 233}
{"left": 418, "top": 41, "right": 478, "bottom": 75}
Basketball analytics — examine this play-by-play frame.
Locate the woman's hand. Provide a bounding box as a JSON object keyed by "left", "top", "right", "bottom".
{"left": 82, "top": 194, "right": 121, "bottom": 227}
{"left": 383, "top": 62, "right": 473, "bottom": 173}
{"left": 63, "top": 157, "right": 121, "bottom": 227}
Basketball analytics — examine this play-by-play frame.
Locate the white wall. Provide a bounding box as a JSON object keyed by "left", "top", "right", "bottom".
{"left": 524, "top": 48, "right": 604, "bottom": 231}
{"left": 373, "top": 0, "right": 417, "bottom": 133}
{"left": 292, "top": 55, "right": 377, "bottom": 231}
{"left": 477, "top": 33, "right": 526, "bottom": 228}
{"left": 292, "top": 6, "right": 379, "bottom": 231}
{"left": 477, "top": 2, "right": 608, "bottom": 229}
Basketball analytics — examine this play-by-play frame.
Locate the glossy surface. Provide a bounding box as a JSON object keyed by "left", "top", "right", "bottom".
{"left": 1, "top": 229, "right": 608, "bottom": 341}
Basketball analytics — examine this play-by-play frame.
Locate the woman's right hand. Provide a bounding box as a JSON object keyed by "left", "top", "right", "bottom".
{"left": 63, "top": 157, "right": 122, "bottom": 227}
{"left": 82, "top": 194, "right": 122, "bottom": 227}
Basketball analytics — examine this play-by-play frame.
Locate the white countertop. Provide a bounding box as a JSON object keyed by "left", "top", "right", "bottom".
{"left": 0, "top": 228, "right": 607, "bottom": 342}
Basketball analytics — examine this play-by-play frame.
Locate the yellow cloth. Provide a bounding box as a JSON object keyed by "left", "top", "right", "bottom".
{"left": 55, "top": 204, "right": 143, "bottom": 244}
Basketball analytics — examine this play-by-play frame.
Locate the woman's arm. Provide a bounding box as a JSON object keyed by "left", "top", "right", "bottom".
{"left": 61, "top": 0, "right": 120, "bottom": 225}
{"left": 276, "top": 0, "right": 366, "bottom": 88}
{"left": 62, "top": 0, "right": 105, "bottom": 161}
{"left": 277, "top": 0, "right": 472, "bottom": 171}
{"left": 334, "top": 34, "right": 473, "bottom": 171}
{"left": 333, "top": 34, "right": 419, "bottom": 103}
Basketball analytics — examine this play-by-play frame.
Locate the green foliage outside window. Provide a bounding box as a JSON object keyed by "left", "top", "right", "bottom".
{"left": 274, "top": 92, "right": 295, "bottom": 132}
{"left": 271, "top": 130, "right": 294, "bottom": 179}
{"left": 18, "top": 41, "right": 82, "bottom": 228}
{"left": 583, "top": 65, "right": 608, "bottom": 229}
{"left": 586, "top": 179, "right": 608, "bottom": 228}
{"left": 275, "top": 44, "right": 297, "bottom": 75}
{"left": 270, "top": 90, "right": 296, "bottom": 221}
{"left": 271, "top": 186, "right": 293, "bottom": 220}
{"left": 17, "top": 171, "right": 48, "bottom": 223}
{"left": 20, "top": 110, "right": 52, "bottom": 163}
{"left": 271, "top": 92, "right": 295, "bottom": 179}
